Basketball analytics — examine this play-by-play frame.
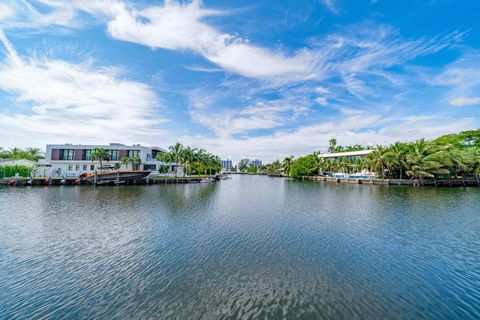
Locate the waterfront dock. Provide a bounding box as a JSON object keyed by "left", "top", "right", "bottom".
{"left": 0, "top": 176, "right": 219, "bottom": 187}
{"left": 301, "top": 176, "right": 480, "bottom": 187}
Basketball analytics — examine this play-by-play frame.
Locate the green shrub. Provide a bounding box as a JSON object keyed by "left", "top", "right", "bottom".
{"left": 289, "top": 155, "right": 319, "bottom": 178}
{"left": 0, "top": 165, "right": 33, "bottom": 178}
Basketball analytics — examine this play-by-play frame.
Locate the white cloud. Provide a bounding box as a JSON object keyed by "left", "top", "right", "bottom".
{"left": 449, "top": 97, "right": 480, "bottom": 107}
{"left": 315, "top": 97, "right": 328, "bottom": 106}
{"left": 190, "top": 100, "right": 308, "bottom": 137}
{"left": 0, "top": 28, "right": 167, "bottom": 147}
{"left": 105, "top": 1, "right": 317, "bottom": 81}
{"left": 320, "top": 0, "right": 339, "bottom": 14}
{"left": 315, "top": 86, "right": 330, "bottom": 94}
{"left": 432, "top": 53, "right": 480, "bottom": 106}
{"left": 184, "top": 113, "right": 477, "bottom": 162}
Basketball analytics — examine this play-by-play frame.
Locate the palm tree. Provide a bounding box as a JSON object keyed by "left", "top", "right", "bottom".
{"left": 156, "top": 151, "right": 174, "bottom": 175}
{"left": 282, "top": 157, "right": 294, "bottom": 176}
{"left": 0, "top": 147, "right": 9, "bottom": 158}
{"left": 328, "top": 138, "right": 337, "bottom": 153}
{"left": 90, "top": 147, "right": 110, "bottom": 169}
{"left": 169, "top": 143, "right": 184, "bottom": 176}
{"left": 405, "top": 139, "right": 447, "bottom": 182}
{"left": 181, "top": 146, "right": 195, "bottom": 176}
{"left": 8, "top": 147, "right": 23, "bottom": 159}
{"left": 130, "top": 157, "right": 141, "bottom": 170}
{"left": 120, "top": 156, "right": 130, "bottom": 169}
{"left": 25, "top": 147, "right": 43, "bottom": 160}
{"left": 119, "top": 156, "right": 140, "bottom": 170}
{"left": 369, "top": 145, "right": 390, "bottom": 178}
{"left": 387, "top": 142, "right": 408, "bottom": 179}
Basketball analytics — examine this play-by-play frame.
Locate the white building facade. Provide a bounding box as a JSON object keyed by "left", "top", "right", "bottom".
{"left": 40, "top": 143, "right": 169, "bottom": 177}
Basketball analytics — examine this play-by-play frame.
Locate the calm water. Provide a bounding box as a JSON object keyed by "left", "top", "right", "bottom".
{"left": 1, "top": 175, "right": 479, "bottom": 319}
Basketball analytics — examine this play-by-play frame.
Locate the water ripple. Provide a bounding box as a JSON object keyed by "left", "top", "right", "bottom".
{"left": 1, "top": 177, "right": 479, "bottom": 319}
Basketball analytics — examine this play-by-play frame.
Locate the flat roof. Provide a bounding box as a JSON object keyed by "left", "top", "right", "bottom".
{"left": 45, "top": 144, "right": 166, "bottom": 152}
{"left": 319, "top": 150, "right": 374, "bottom": 158}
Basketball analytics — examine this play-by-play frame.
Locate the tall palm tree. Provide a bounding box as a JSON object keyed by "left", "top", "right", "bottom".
{"left": 169, "top": 143, "right": 184, "bottom": 176}
{"left": 90, "top": 147, "right": 110, "bottom": 169}
{"left": 369, "top": 145, "right": 390, "bottom": 178}
{"left": 387, "top": 142, "right": 408, "bottom": 179}
{"left": 169, "top": 143, "right": 184, "bottom": 164}
{"left": 181, "top": 146, "right": 195, "bottom": 176}
{"left": 282, "top": 157, "right": 294, "bottom": 176}
{"left": 328, "top": 138, "right": 337, "bottom": 153}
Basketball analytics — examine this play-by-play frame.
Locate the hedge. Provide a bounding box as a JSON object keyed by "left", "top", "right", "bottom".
{"left": 0, "top": 165, "right": 33, "bottom": 178}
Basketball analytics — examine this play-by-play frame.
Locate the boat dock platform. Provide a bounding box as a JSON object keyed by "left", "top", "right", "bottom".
{"left": 301, "top": 176, "right": 480, "bottom": 187}
{"left": 0, "top": 176, "right": 218, "bottom": 187}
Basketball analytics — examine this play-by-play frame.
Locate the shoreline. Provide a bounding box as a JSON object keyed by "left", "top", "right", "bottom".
{"left": 0, "top": 175, "right": 220, "bottom": 187}
{"left": 299, "top": 175, "right": 480, "bottom": 187}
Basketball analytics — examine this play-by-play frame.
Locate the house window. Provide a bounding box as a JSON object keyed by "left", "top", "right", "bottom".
{"left": 128, "top": 150, "right": 140, "bottom": 158}
{"left": 108, "top": 150, "right": 120, "bottom": 161}
{"left": 82, "top": 149, "right": 92, "bottom": 160}
{"left": 68, "top": 164, "right": 73, "bottom": 171}
{"left": 144, "top": 164, "right": 156, "bottom": 171}
{"left": 83, "top": 165, "right": 87, "bottom": 171}
{"left": 75, "top": 165, "right": 80, "bottom": 171}
{"left": 60, "top": 149, "right": 74, "bottom": 160}
{"left": 90, "top": 165, "right": 94, "bottom": 170}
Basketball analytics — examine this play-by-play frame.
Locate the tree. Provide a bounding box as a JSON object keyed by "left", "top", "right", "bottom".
{"left": 130, "top": 157, "right": 141, "bottom": 170}
{"left": 181, "top": 146, "right": 195, "bottom": 176}
{"left": 368, "top": 145, "right": 391, "bottom": 178}
{"left": 238, "top": 159, "right": 250, "bottom": 172}
{"left": 120, "top": 157, "right": 141, "bottom": 170}
{"left": 90, "top": 148, "right": 110, "bottom": 168}
{"left": 328, "top": 138, "right": 337, "bottom": 153}
{"left": 169, "top": 143, "right": 185, "bottom": 176}
{"left": 120, "top": 156, "right": 131, "bottom": 169}
{"left": 405, "top": 139, "right": 446, "bottom": 182}
{"left": 464, "top": 146, "right": 480, "bottom": 185}
{"left": 387, "top": 142, "right": 409, "bottom": 179}
{"left": 155, "top": 144, "right": 221, "bottom": 177}
{"left": 282, "top": 157, "right": 294, "bottom": 176}
{"left": 25, "top": 148, "right": 43, "bottom": 160}
{"left": 290, "top": 155, "right": 320, "bottom": 178}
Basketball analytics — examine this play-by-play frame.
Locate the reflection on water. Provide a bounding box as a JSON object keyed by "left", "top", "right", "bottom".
{"left": 1, "top": 176, "right": 479, "bottom": 319}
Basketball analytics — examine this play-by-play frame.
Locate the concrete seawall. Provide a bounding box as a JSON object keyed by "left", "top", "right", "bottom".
{"left": 0, "top": 176, "right": 216, "bottom": 187}
{"left": 301, "top": 176, "right": 480, "bottom": 187}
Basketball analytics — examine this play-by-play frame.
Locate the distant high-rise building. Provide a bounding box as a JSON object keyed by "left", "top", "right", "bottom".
{"left": 250, "top": 159, "right": 262, "bottom": 167}
{"left": 221, "top": 159, "right": 233, "bottom": 172}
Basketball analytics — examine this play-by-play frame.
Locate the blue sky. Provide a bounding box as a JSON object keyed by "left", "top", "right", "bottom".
{"left": 0, "top": 0, "right": 479, "bottom": 161}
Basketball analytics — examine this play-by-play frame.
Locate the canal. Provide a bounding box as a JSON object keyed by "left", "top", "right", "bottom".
{"left": 1, "top": 175, "right": 479, "bottom": 319}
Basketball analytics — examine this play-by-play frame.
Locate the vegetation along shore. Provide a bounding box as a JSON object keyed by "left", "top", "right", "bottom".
{"left": 262, "top": 129, "right": 480, "bottom": 186}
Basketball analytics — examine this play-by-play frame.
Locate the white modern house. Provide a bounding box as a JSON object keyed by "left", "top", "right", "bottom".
{"left": 39, "top": 143, "right": 171, "bottom": 177}
{"left": 319, "top": 150, "right": 374, "bottom": 177}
